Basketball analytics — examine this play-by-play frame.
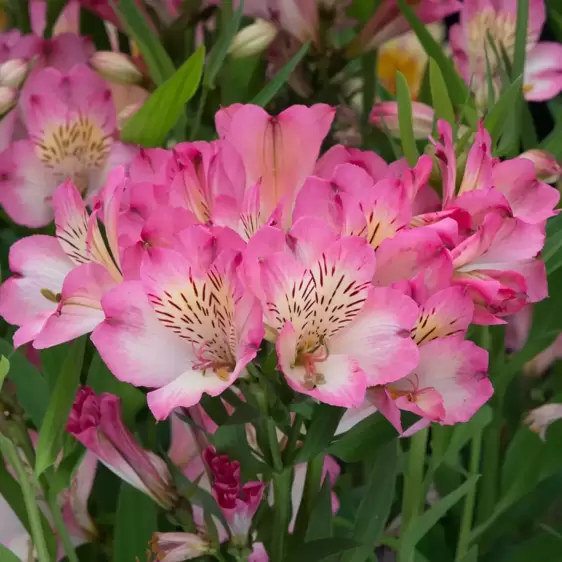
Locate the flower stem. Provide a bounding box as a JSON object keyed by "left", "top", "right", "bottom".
{"left": 189, "top": 86, "right": 208, "bottom": 141}
{"left": 455, "top": 433, "right": 482, "bottom": 561}
{"left": 0, "top": 435, "right": 51, "bottom": 562}
{"left": 282, "top": 413, "right": 304, "bottom": 465}
{"left": 399, "top": 428, "right": 429, "bottom": 562}
{"left": 271, "top": 469, "right": 292, "bottom": 562}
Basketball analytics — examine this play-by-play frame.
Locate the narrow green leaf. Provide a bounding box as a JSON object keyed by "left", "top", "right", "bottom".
{"left": 87, "top": 353, "right": 145, "bottom": 425}
{"left": 329, "top": 413, "right": 397, "bottom": 462}
{"left": 342, "top": 442, "right": 398, "bottom": 562}
{"left": 0, "top": 338, "right": 49, "bottom": 427}
{"left": 395, "top": 71, "right": 420, "bottom": 166}
{"left": 512, "top": 0, "right": 529, "bottom": 81}
{"left": 0, "top": 355, "right": 9, "bottom": 391}
{"left": 251, "top": 42, "right": 310, "bottom": 107}
{"left": 483, "top": 76, "right": 523, "bottom": 145}
{"left": 121, "top": 45, "right": 205, "bottom": 147}
{"left": 305, "top": 478, "right": 334, "bottom": 542}
{"left": 204, "top": 0, "right": 244, "bottom": 89}
{"left": 112, "top": 0, "right": 175, "bottom": 84}
{"left": 396, "top": 0, "right": 477, "bottom": 127}
{"left": 459, "top": 546, "right": 479, "bottom": 562}
{"left": 429, "top": 59, "right": 455, "bottom": 127}
{"left": 35, "top": 337, "right": 86, "bottom": 477}
{"left": 40, "top": 344, "right": 70, "bottom": 391}
{"left": 484, "top": 46, "right": 497, "bottom": 108}
{"left": 113, "top": 483, "right": 157, "bottom": 561}
{"left": 288, "top": 538, "right": 364, "bottom": 562}
{"left": 0, "top": 460, "right": 31, "bottom": 535}
{"left": 401, "top": 474, "right": 480, "bottom": 554}
{"left": 0, "top": 545, "right": 21, "bottom": 562}
{"left": 294, "top": 404, "right": 344, "bottom": 464}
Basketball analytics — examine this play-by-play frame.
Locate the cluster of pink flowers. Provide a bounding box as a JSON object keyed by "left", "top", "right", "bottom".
{"left": 0, "top": 79, "right": 557, "bottom": 434}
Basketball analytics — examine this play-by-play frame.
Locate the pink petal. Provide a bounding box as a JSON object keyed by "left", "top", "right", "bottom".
{"left": 91, "top": 281, "right": 192, "bottom": 388}
{"left": 524, "top": 43, "right": 562, "bottom": 102}
{"left": 314, "top": 145, "right": 387, "bottom": 182}
{"left": 367, "top": 387, "right": 403, "bottom": 433}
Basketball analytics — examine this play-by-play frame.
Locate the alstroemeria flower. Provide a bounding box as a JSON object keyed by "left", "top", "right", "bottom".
{"left": 0, "top": 64, "right": 135, "bottom": 227}
{"left": 205, "top": 448, "right": 265, "bottom": 544}
{"left": 215, "top": 103, "right": 335, "bottom": 229}
{"left": 525, "top": 403, "right": 562, "bottom": 440}
{"left": 347, "top": 0, "right": 461, "bottom": 55}
{"left": 450, "top": 0, "right": 562, "bottom": 104}
{"left": 67, "top": 387, "right": 177, "bottom": 509}
{"left": 251, "top": 217, "right": 419, "bottom": 407}
{"left": 0, "top": 170, "right": 126, "bottom": 349}
{"left": 451, "top": 213, "right": 547, "bottom": 324}
{"left": 149, "top": 532, "right": 211, "bottom": 562}
{"left": 92, "top": 225, "right": 264, "bottom": 420}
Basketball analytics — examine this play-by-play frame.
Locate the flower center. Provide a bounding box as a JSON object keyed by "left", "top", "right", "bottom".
{"left": 35, "top": 117, "right": 112, "bottom": 194}
{"left": 295, "top": 342, "right": 329, "bottom": 390}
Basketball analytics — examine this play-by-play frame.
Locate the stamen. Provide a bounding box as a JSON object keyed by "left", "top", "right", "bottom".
{"left": 40, "top": 288, "right": 62, "bottom": 303}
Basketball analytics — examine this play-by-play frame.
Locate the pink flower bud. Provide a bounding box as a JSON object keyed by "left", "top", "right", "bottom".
{"left": 67, "top": 387, "right": 176, "bottom": 509}
{"left": 204, "top": 448, "right": 265, "bottom": 544}
{"left": 519, "top": 149, "right": 562, "bottom": 184}
{"left": 0, "top": 86, "right": 17, "bottom": 115}
{"left": 0, "top": 58, "right": 28, "bottom": 88}
{"left": 370, "top": 101, "right": 435, "bottom": 140}
{"left": 90, "top": 51, "right": 144, "bottom": 85}
{"left": 150, "top": 532, "right": 210, "bottom": 562}
{"left": 229, "top": 19, "right": 278, "bottom": 59}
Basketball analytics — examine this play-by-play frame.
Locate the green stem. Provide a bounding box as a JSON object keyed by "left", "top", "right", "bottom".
{"left": 399, "top": 428, "right": 429, "bottom": 562}
{"left": 455, "top": 434, "right": 482, "bottom": 561}
{"left": 189, "top": 86, "right": 208, "bottom": 141}
{"left": 267, "top": 419, "right": 283, "bottom": 473}
{"left": 476, "top": 417, "right": 501, "bottom": 524}
{"left": 271, "top": 470, "right": 292, "bottom": 562}
{"left": 282, "top": 413, "right": 304, "bottom": 465}
{"left": 0, "top": 436, "right": 51, "bottom": 562}
{"left": 292, "top": 455, "right": 324, "bottom": 540}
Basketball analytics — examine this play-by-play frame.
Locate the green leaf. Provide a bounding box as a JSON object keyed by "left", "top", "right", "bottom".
{"left": 0, "top": 338, "right": 49, "bottom": 427}
{"left": 288, "top": 538, "right": 364, "bottom": 562}
{"left": 342, "top": 442, "right": 398, "bottom": 562}
{"left": 542, "top": 213, "right": 562, "bottom": 275}
{"left": 329, "top": 413, "right": 397, "bottom": 462}
{"left": 0, "top": 355, "right": 9, "bottom": 391}
{"left": 251, "top": 42, "right": 310, "bottom": 107}
{"left": 459, "top": 546, "right": 478, "bottom": 562}
{"left": 0, "top": 459, "right": 31, "bottom": 535}
{"left": 204, "top": 0, "right": 244, "bottom": 89}
{"left": 121, "top": 45, "right": 205, "bottom": 147}
{"left": 483, "top": 76, "right": 523, "bottom": 146}
{"left": 35, "top": 337, "right": 86, "bottom": 477}
{"left": 294, "top": 404, "right": 344, "bottom": 464}
{"left": 111, "top": 0, "right": 175, "bottom": 84}
{"left": 87, "top": 353, "right": 145, "bottom": 425}
{"left": 40, "top": 344, "right": 71, "bottom": 391}
{"left": 396, "top": 71, "right": 420, "bottom": 166}
{"left": 0, "top": 544, "right": 21, "bottom": 562}
{"left": 401, "top": 475, "right": 480, "bottom": 555}
{"left": 429, "top": 59, "right": 455, "bottom": 128}
{"left": 512, "top": 0, "right": 529, "bottom": 82}
{"left": 396, "top": 0, "right": 477, "bottom": 128}
{"left": 305, "top": 478, "right": 334, "bottom": 542}
{"left": 113, "top": 483, "right": 157, "bottom": 561}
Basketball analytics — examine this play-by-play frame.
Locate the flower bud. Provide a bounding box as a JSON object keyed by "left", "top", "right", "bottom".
{"left": 370, "top": 101, "right": 435, "bottom": 140}
{"left": 89, "top": 51, "right": 144, "bottom": 85}
{"left": 519, "top": 149, "right": 562, "bottom": 184}
{"left": 67, "top": 387, "right": 177, "bottom": 509}
{"left": 229, "top": 19, "right": 278, "bottom": 59}
{"left": 0, "top": 59, "right": 28, "bottom": 88}
{"left": 150, "top": 532, "right": 210, "bottom": 562}
{"left": 0, "top": 86, "right": 17, "bottom": 116}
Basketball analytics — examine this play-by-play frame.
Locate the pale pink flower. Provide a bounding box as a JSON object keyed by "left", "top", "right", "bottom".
{"left": 450, "top": 0, "right": 562, "bottom": 104}
{"left": 0, "top": 64, "right": 135, "bottom": 227}
{"left": 519, "top": 149, "right": 562, "bottom": 184}
{"left": 370, "top": 101, "right": 435, "bottom": 140}
{"left": 348, "top": 0, "right": 461, "bottom": 55}
{"left": 249, "top": 217, "right": 419, "bottom": 407}
{"left": 525, "top": 403, "right": 562, "bottom": 440}
{"left": 67, "top": 387, "right": 177, "bottom": 509}
{"left": 149, "top": 532, "right": 211, "bottom": 562}
{"left": 215, "top": 103, "right": 335, "bottom": 229}
{"left": 91, "top": 225, "right": 263, "bottom": 420}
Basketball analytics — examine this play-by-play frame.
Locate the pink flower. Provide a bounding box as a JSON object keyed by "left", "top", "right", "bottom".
{"left": 215, "top": 103, "right": 334, "bottom": 228}
{"left": 67, "top": 387, "right": 176, "bottom": 509}
{"left": 91, "top": 225, "right": 263, "bottom": 420}
{"left": 348, "top": 0, "right": 461, "bottom": 54}
{"left": 149, "top": 533, "right": 210, "bottom": 562}
{"left": 0, "top": 64, "right": 135, "bottom": 227}
{"left": 205, "top": 448, "right": 265, "bottom": 544}
{"left": 370, "top": 101, "right": 435, "bottom": 140}
{"left": 519, "top": 149, "right": 562, "bottom": 184}
{"left": 526, "top": 403, "right": 562, "bottom": 440}
{"left": 0, "top": 171, "right": 127, "bottom": 349}
{"left": 450, "top": 0, "right": 562, "bottom": 104}
{"left": 250, "top": 217, "right": 420, "bottom": 407}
